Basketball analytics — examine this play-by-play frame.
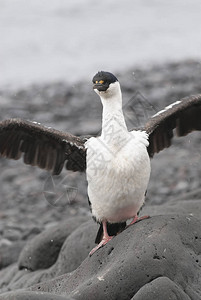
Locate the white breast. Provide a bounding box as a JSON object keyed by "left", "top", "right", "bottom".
{"left": 85, "top": 130, "right": 150, "bottom": 223}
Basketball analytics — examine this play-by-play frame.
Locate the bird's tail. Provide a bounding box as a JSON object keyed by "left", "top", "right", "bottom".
{"left": 95, "top": 222, "right": 127, "bottom": 244}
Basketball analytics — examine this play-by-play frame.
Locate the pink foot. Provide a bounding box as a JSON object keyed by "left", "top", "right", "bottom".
{"left": 129, "top": 215, "right": 150, "bottom": 226}
{"left": 89, "top": 235, "right": 113, "bottom": 256}
{"left": 89, "top": 220, "right": 114, "bottom": 256}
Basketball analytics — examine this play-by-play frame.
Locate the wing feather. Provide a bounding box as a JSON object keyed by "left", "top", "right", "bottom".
{"left": 143, "top": 94, "right": 201, "bottom": 157}
{"left": 0, "top": 118, "right": 87, "bottom": 174}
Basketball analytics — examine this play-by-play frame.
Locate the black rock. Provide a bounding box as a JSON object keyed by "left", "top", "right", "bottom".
{"left": 26, "top": 214, "right": 201, "bottom": 300}
{"left": 53, "top": 220, "right": 97, "bottom": 275}
{"left": 18, "top": 216, "right": 89, "bottom": 271}
{"left": 0, "top": 240, "right": 26, "bottom": 269}
{"left": 0, "top": 220, "right": 95, "bottom": 293}
{"left": 131, "top": 276, "right": 191, "bottom": 300}
{"left": 0, "top": 291, "right": 74, "bottom": 300}
{"left": 142, "top": 198, "right": 201, "bottom": 218}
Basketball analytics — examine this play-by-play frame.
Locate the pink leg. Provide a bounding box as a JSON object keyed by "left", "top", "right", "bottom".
{"left": 89, "top": 221, "right": 113, "bottom": 256}
{"left": 129, "top": 215, "right": 150, "bottom": 226}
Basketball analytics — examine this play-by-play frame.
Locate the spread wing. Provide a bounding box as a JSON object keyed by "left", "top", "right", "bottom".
{"left": 143, "top": 94, "right": 201, "bottom": 157}
{"left": 0, "top": 118, "right": 87, "bottom": 174}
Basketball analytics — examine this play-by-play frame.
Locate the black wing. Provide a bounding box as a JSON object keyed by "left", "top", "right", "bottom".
{"left": 0, "top": 118, "right": 87, "bottom": 174}
{"left": 143, "top": 94, "right": 201, "bottom": 157}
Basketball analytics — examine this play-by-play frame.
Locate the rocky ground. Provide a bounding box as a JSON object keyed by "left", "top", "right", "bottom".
{"left": 0, "top": 59, "right": 201, "bottom": 299}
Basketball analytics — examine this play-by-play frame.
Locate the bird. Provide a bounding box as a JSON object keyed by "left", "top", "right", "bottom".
{"left": 0, "top": 71, "right": 201, "bottom": 256}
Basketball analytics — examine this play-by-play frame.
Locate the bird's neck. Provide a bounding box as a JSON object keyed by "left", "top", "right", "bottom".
{"left": 100, "top": 89, "right": 128, "bottom": 143}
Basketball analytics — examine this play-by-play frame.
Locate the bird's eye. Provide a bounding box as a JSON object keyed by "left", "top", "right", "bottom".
{"left": 94, "top": 80, "right": 105, "bottom": 84}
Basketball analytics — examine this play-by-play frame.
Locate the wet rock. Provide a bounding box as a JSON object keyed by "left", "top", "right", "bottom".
{"left": 18, "top": 216, "right": 89, "bottom": 271}
{"left": 21, "top": 226, "right": 42, "bottom": 241}
{"left": 53, "top": 220, "right": 97, "bottom": 275}
{"left": 142, "top": 198, "right": 201, "bottom": 218}
{"left": 3, "top": 228, "right": 22, "bottom": 242}
{"left": 0, "top": 291, "right": 74, "bottom": 300}
{"left": 132, "top": 277, "right": 191, "bottom": 300}
{"left": 0, "top": 240, "right": 26, "bottom": 269}
{"left": 0, "top": 265, "right": 19, "bottom": 290}
{"left": 23, "top": 215, "right": 200, "bottom": 300}
{"left": 0, "top": 203, "right": 201, "bottom": 298}
{"left": 1, "top": 197, "right": 201, "bottom": 296}
{"left": 0, "top": 220, "right": 96, "bottom": 292}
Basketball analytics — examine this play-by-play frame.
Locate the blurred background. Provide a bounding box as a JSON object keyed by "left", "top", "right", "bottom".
{"left": 0, "top": 0, "right": 201, "bottom": 276}
{"left": 1, "top": 0, "right": 201, "bottom": 88}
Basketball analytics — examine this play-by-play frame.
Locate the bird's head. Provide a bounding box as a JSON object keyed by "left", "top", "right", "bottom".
{"left": 92, "top": 71, "right": 120, "bottom": 99}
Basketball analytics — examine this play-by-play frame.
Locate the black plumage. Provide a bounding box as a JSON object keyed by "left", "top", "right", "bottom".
{"left": 0, "top": 119, "right": 86, "bottom": 174}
